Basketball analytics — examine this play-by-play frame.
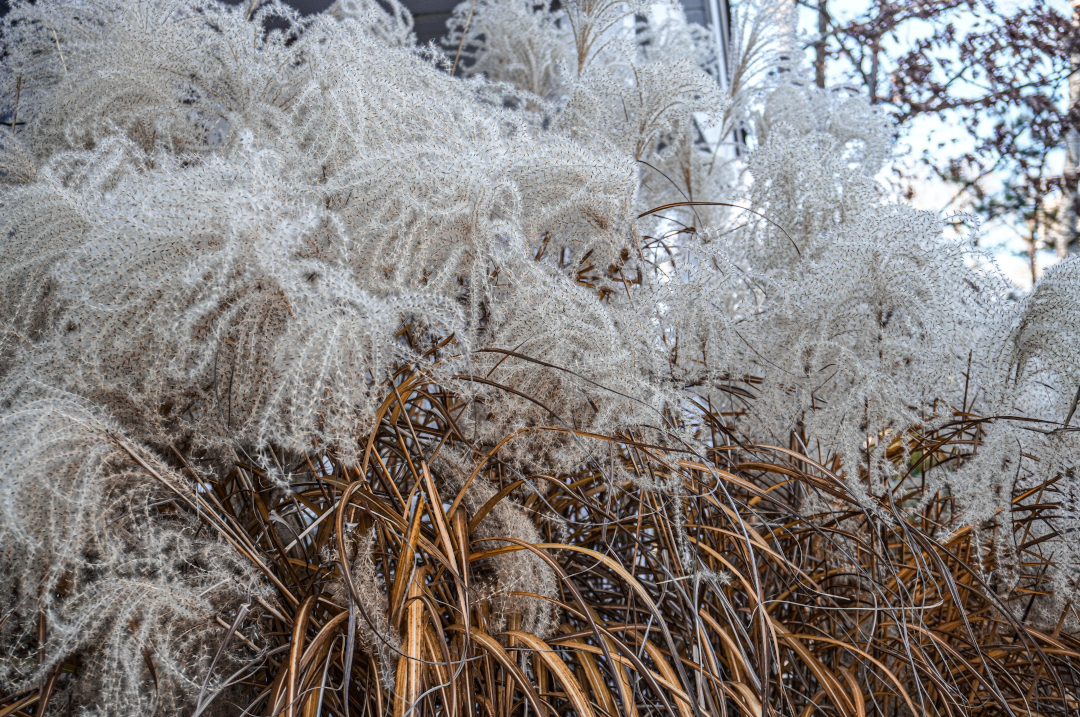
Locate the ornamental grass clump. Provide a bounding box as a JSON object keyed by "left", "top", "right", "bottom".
{"left": 0, "top": 0, "right": 1078, "bottom": 715}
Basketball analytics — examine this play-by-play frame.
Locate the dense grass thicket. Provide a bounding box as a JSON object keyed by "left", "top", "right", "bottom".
{"left": 0, "top": 0, "right": 1078, "bottom": 715}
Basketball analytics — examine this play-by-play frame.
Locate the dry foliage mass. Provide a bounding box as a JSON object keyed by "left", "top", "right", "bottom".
{"left": 0, "top": 1, "right": 1078, "bottom": 716}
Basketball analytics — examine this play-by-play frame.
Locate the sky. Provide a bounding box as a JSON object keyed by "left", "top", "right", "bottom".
{"left": 793, "top": 0, "right": 1072, "bottom": 289}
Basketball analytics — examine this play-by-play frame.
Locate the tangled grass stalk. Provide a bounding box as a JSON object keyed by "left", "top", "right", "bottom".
{"left": 7, "top": 365, "right": 1075, "bottom": 717}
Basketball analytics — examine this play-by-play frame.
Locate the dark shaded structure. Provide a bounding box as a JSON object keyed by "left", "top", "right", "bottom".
{"left": 215, "top": 0, "right": 464, "bottom": 45}
{"left": 210, "top": 0, "right": 726, "bottom": 52}
{"left": 401, "top": 0, "right": 457, "bottom": 45}
{"left": 403, "top": 0, "right": 729, "bottom": 47}
{"left": 0, "top": 0, "right": 730, "bottom": 70}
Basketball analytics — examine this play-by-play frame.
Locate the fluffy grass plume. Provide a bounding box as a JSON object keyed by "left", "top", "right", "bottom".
{"left": 0, "top": 0, "right": 1078, "bottom": 715}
